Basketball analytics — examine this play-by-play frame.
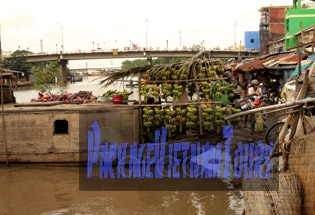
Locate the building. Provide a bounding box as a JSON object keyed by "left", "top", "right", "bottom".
{"left": 259, "top": 5, "right": 290, "bottom": 55}
{"left": 285, "top": 0, "right": 315, "bottom": 50}
{"left": 244, "top": 31, "right": 260, "bottom": 50}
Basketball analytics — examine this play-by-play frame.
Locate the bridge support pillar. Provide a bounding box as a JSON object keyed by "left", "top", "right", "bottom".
{"left": 147, "top": 56, "right": 152, "bottom": 66}
{"left": 59, "top": 60, "right": 68, "bottom": 86}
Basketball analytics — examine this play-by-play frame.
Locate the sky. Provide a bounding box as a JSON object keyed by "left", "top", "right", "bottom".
{"left": 0, "top": 0, "right": 294, "bottom": 68}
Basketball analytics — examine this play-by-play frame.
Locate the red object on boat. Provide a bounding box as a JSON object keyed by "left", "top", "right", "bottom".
{"left": 112, "top": 94, "right": 123, "bottom": 105}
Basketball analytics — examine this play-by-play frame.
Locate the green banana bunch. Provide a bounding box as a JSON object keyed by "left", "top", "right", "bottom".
{"left": 143, "top": 107, "right": 154, "bottom": 132}
{"left": 214, "top": 105, "right": 227, "bottom": 133}
{"left": 163, "top": 107, "right": 176, "bottom": 138}
{"left": 186, "top": 105, "right": 199, "bottom": 131}
{"left": 172, "top": 84, "right": 183, "bottom": 101}
{"left": 161, "top": 83, "right": 173, "bottom": 101}
{"left": 175, "top": 107, "right": 187, "bottom": 133}
{"left": 201, "top": 104, "right": 213, "bottom": 131}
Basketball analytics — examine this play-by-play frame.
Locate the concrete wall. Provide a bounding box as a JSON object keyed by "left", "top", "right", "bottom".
{"left": 0, "top": 106, "right": 139, "bottom": 163}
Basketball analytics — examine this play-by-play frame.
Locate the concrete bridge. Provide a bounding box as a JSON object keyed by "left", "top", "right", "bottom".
{"left": 26, "top": 49, "right": 259, "bottom": 62}
{"left": 24, "top": 49, "right": 260, "bottom": 84}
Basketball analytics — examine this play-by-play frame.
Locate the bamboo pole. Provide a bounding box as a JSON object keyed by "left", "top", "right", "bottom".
{"left": 224, "top": 98, "right": 315, "bottom": 121}
{"left": 0, "top": 26, "right": 9, "bottom": 166}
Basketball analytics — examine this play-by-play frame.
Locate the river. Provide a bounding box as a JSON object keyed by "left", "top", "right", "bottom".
{"left": 0, "top": 77, "right": 244, "bottom": 215}
{"left": 0, "top": 165, "right": 244, "bottom": 215}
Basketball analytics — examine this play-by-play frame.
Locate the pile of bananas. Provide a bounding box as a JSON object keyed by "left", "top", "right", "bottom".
{"left": 200, "top": 81, "right": 212, "bottom": 99}
{"left": 230, "top": 108, "right": 242, "bottom": 127}
{"left": 137, "top": 59, "right": 238, "bottom": 140}
{"left": 143, "top": 107, "right": 154, "bottom": 132}
{"left": 213, "top": 80, "right": 228, "bottom": 98}
{"left": 172, "top": 84, "right": 183, "bottom": 101}
{"left": 171, "top": 68, "right": 181, "bottom": 80}
{"left": 214, "top": 105, "right": 227, "bottom": 133}
{"left": 119, "top": 89, "right": 133, "bottom": 100}
{"left": 140, "top": 85, "right": 151, "bottom": 100}
{"left": 140, "top": 85, "right": 161, "bottom": 101}
{"left": 103, "top": 90, "right": 117, "bottom": 98}
{"left": 175, "top": 107, "right": 187, "bottom": 133}
{"left": 196, "top": 65, "right": 206, "bottom": 79}
{"left": 227, "top": 83, "right": 236, "bottom": 101}
{"left": 214, "top": 65, "right": 225, "bottom": 77}
{"left": 207, "top": 68, "right": 217, "bottom": 78}
{"left": 186, "top": 104, "right": 199, "bottom": 131}
{"left": 103, "top": 89, "right": 132, "bottom": 100}
{"left": 201, "top": 104, "right": 213, "bottom": 132}
{"left": 161, "top": 83, "right": 173, "bottom": 102}
{"left": 153, "top": 107, "right": 165, "bottom": 127}
{"left": 163, "top": 107, "right": 177, "bottom": 138}
{"left": 140, "top": 60, "right": 225, "bottom": 83}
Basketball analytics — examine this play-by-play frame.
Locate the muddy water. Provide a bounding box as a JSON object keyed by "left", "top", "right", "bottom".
{"left": 0, "top": 165, "right": 243, "bottom": 215}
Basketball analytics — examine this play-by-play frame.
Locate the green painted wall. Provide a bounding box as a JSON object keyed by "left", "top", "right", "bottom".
{"left": 285, "top": 0, "right": 315, "bottom": 49}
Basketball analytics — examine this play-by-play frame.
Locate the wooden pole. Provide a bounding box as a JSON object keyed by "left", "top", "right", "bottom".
{"left": 224, "top": 98, "right": 315, "bottom": 121}
{"left": 138, "top": 71, "right": 145, "bottom": 144}
{"left": 192, "top": 64, "right": 203, "bottom": 134}
{"left": 0, "top": 25, "right": 9, "bottom": 167}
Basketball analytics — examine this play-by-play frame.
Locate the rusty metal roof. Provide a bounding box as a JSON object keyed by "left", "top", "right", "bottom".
{"left": 237, "top": 51, "right": 298, "bottom": 72}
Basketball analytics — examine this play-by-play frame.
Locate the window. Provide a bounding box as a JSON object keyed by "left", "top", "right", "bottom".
{"left": 54, "top": 120, "right": 68, "bottom": 134}
{"left": 250, "top": 38, "right": 255, "bottom": 44}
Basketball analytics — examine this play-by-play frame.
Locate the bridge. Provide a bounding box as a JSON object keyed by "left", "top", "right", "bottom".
{"left": 23, "top": 49, "right": 260, "bottom": 84}
{"left": 25, "top": 49, "right": 259, "bottom": 62}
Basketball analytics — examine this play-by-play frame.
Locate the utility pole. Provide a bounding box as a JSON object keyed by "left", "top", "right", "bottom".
{"left": 146, "top": 20, "right": 148, "bottom": 50}
{"left": 179, "top": 30, "right": 181, "bottom": 50}
{"left": 234, "top": 20, "right": 237, "bottom": 48}
{"left": 57, "top": 23, "right": 64, "bottom": 53}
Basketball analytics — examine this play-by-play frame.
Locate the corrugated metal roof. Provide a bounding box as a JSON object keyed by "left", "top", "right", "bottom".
{"left": 237, "top": 51, "right": 299, "bottom": 72}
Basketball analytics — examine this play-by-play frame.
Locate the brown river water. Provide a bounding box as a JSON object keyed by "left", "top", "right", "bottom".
{"left": 0, "top": 76, "right": 244, "bottom": 215}
{"left": 0, "top": 165, "right": 243, "bottom": 215}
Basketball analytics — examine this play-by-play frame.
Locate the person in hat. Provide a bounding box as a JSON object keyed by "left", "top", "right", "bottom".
{"left": 252, "top": 98, "right": 267, "bottom": 135}
{"left": 248, "top": 79, "right": 261, "bottom": 98}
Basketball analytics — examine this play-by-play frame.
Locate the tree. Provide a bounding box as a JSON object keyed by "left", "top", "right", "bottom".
{"left": 2, "top": 50, "right": 39, "bottom": 80}
{"left": 32, "top": 62, "right": 61, "bottom": 93}
{"left": 121, "top": 59, "right": 148, "bottom": 69}
{"left": 121, "top": 57, "right": 189, "bottom": 70}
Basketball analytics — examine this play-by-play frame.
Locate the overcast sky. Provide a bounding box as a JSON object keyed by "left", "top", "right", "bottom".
{"left": 0, "top": 0, "right": 293, "bottom": 68}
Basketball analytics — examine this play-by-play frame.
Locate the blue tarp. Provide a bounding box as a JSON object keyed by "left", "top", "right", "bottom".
{"left": 289, "top": 60, "right": 314, "bottom": 79}
{"left": 290, "top": 54, "right": 315, "bottom": 79}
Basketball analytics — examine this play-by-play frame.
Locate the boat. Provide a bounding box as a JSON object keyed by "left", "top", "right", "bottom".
{"left": 0, "top": 101, "right": 140, "bottom": 163}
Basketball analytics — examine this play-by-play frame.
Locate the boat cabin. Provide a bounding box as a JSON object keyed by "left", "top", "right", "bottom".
{"left": 0, "top": 72, "right": 16, "bottom": 103}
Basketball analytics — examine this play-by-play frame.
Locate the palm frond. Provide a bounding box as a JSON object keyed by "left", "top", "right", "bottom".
{"left": 100, "top": 65, "right": 151, "bottom": 87}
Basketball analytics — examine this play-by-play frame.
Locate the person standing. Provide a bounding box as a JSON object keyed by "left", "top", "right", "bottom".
{"left": 252, "top": 98, "right": 267, "bottom": 136}
{"left": 242, "top": 79, "right": 248, "bottom": 96}
{"left": 247, "top": 79, "right": 261, "bottom": 98}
